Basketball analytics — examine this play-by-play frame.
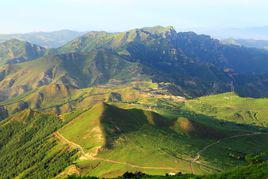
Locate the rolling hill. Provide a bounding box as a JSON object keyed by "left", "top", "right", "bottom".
{"left": 1, "top": 85, "right": 268, "bottom": 178}
{"left": 0, "top": 49, "right": 146, "bottom": 103}
{"left": 1, "top": 26, "right": 268, "bottom": 178}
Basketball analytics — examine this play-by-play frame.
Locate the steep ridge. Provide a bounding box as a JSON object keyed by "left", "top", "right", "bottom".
{"left": 57, "top": 26, "right": 268, "bottom": 97}
{"left": 2, "top": 26, "right": 268, "bottom": 100}
{"left": 57, "top": 26, "right": 176, "bottom": 54}
{"left": 0, "top": 39, "right": 46, "bottom": 65}
{"left": 1, "top": 26, "right": 268, "bottom": 178}
{"left": 58, "top": 102, "right": 171, "bottom": 151}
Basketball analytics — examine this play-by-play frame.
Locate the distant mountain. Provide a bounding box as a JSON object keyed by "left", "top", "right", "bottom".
{"left": 199, "top": 26, "right": 268, "bottom": 40}
{"left": 57, "top": 26, "right": 268, "bottom": 97}
{"left": 1, "top": 26, "right": 268, "bottom": 178}
{"left": 0, "top": 39, "right": 46, "bottom": 65}
{"left": 2, "top": 26, "right": 268, "bottom": 101}
{"left": 0, "top": 30, "right": 85, "bottom": 48}
{"left": 57, "top": 26, "right": 177, "bottom": 53}
{"left": 222, "top": 38, "right": 268, "bottom": 50}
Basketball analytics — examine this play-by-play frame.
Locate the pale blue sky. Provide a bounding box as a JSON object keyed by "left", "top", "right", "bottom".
{"left": 1, "top": 0, "right": 268, "bottom": 33}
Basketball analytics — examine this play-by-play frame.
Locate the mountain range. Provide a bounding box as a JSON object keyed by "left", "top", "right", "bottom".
{"left": 222, "top": 38, "right": 268, "bottom": 50}
{"left": 1, "top": 26, "right": 268, "bottom": 178}
{"left": 2, "top": 26, "right": 268, "bottom": 100}
{"left": 0, "top": 30, "right": 85, "bottom": 48}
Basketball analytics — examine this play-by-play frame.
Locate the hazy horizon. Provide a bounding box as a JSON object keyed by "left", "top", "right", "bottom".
{"left": 1, "top": 0, "right": 268, "bottom": 35}
{"left": 1, "top": 25, "right": 268, "bottom": 40}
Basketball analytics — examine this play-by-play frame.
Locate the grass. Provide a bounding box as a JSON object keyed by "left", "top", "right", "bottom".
{"left": 59, "top": 104, "right": 105, "bottom": 151}
{"left": 2, "top": 85, "right": 268, "bottom": 178}
{"left": 58, "top": 103, "right": 251, "bottom": 177}
{"left": 55, "top": 98, "right": 268, "bottom": 178}
{"left": 200, "top": 133, "right": 268, "bottom": 170}
{"left": 184, "top": 92, "right": 268, "bottom": 128}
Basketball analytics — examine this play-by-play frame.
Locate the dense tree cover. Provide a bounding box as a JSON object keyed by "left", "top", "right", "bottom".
{"left": 0, "top": 110, "right": 78, "bottom": 178}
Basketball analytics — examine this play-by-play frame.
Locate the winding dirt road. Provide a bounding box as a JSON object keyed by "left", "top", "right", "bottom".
{"left": 53, "top": 131, "right": 177, "bottom": 172}
{"left": 190, "top": 132, "right": 268, "bottom": 174}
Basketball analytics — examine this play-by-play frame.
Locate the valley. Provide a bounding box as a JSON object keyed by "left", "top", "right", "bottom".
{"left": 0, "top": 26, "right": 268, "bottom": 178}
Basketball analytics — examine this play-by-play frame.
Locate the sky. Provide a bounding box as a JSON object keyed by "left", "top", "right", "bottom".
{"left": 0, "top": 0, "right": 268, "bottom": 34}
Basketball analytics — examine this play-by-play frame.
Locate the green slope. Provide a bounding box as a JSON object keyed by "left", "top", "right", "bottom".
{"left": 184, "top": 92, "right": 268, "bottom": 128}
{"left": 57, "top": 26, "right": 176, "bottom": 54}
{"left": 0, "top": 49, "right": 147, "bottom": 103}
{"left": 1, "top": 26, "right": 268, "bottom": 178}
{"left": 0, "top": 109, "right": 78, "bottom": 178}
{"left": 56, "top": 26, "right": 268, "bottom": 98}
{"left": 57, "top": 103, "right": 210, "bottom": 177}
{"left": 56, "top": 103, "right": 268, "bottom": 178}
{"left": 205, "top": 160, "right": 268, "bottom": 179}
{"left": 0, "top": 39, "right": 46, "bottom": 65}
{"left": 1, "top": 95, "right": 268, "bottom": 178}
{"left": 0, "top": 78, "right": 183, "bottom": 118}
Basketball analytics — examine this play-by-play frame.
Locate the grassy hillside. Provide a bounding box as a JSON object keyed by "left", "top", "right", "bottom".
{"left": 1, "top": 93, "right": 268, "bottom": 178}
{"left": 0, "top": 49, "right": 147, "bottom": 102}
{"left": 184, "top": 92, "right": 268, "bottom": 128}
{"left": 1, "top": 26, "right": 268, "bottom": 178}
{"left": 55, "top": 102, "right": 268, "bottom": 178}
{"left": 0, "top": 79, "right": 183, "bottom": 116}
{"left": 205, "top": 160, "right": 268, "bottom": 179}
{"left": 57, "top": 103, "right": 212, "bottom": 177}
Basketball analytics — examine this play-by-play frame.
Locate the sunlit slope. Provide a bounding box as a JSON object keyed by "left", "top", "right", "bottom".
{"left": 57, "top": 103, "right": 255, "bottom": 177}
{"left": 57, "top": 26, "right": 268, "bottom": 98}
{"left": 57, "top": 26, "right": 175, "bottom": 54}
{"left": 184, "top": 92, "right": 268, "bottom": 128}
{"left": 1, "top": 95, "right": 268, "bottom": 178}
{"left": 0, "top": 49, "right": 146, "bottom": 102}
{"left": 0, "top": 79, "right": 184, "bottom": 117}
